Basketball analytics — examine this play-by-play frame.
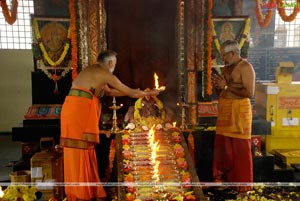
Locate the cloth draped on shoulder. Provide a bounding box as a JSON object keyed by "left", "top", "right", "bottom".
{"left": 216, "top": 98, "right": 252, "bottom": 139}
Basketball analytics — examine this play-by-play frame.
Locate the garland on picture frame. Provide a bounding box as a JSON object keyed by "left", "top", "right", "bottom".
{"left": 33, "top": 19, "right": 71, "bottom": 67}
{"left": 211, "top": 17, "right": 251, "bottom": 54}
{"left": 32, "top": 18, "right": 72, "bottom": 94}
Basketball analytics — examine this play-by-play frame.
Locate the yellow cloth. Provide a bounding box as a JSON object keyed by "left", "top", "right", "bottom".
{"left": 216, "top": 98, "right": 252, "bottom": 139}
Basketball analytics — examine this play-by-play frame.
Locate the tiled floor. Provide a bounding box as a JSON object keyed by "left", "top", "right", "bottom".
{"left": 0, "top": 134, "right": 22, "bottom": 182}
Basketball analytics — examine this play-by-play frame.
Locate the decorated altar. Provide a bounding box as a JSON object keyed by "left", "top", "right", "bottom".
{"left": 115, "top": 126, "right": 204, "bottom": 201}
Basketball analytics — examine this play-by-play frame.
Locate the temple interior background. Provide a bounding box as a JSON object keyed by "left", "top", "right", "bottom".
{"left": 1, "top": 0, "right": 300, "bottom": 200}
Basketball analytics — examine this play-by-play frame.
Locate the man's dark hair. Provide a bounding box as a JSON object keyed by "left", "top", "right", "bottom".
{"left": 97, "top": 50, "right": 118, "bottom": 63}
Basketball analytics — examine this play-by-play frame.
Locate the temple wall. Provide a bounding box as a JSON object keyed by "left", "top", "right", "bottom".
{"left": 0, "top": 50, "right": 32, "bottom": 132}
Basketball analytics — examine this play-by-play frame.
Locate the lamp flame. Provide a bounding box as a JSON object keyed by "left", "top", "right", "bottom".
{"left": 154, "top": 73, "right": 166, "bottom": 91}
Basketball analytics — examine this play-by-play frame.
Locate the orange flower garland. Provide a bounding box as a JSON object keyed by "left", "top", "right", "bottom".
{"left": 0, "top": 0, "right": 18, "bottom": 25}
{"left": 255, "top": 0, "right": 274, "bottom": 28}
{"left": 69, "top": 0, "right": 78, "bottom": 80}
{"left": 276, "top": 0, "right": 300, "bottom": 22}
{"left": 207, "top": 0, "right": 213, "bottom": 96}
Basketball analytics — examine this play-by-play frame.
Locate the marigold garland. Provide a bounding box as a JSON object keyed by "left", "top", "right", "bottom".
{"left": 207, "top": 0, "right": 213, "bottom": 96}
{"left": 0, "top": 0, "right": 18, "bottom": 25}
{"left": 255, "top": 0, "right": 274, "bottom": 27}
{"left": 33, "top": 19, "right": 71, "bottom": 67}
{"left": 37, "top": 59, "right": 72, "bottom": 82}
{"left": 69, "top": 0, "right": 78, "bottom": 80}
{"left": 276, "top": 0, "right": 300, "bottom": 22}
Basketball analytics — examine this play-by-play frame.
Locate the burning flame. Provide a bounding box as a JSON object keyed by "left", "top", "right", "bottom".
{"left": 153, "top": 161, "right": 160, "bottom": 182}
{"left": 148, "top": 125, "right": 156, "bottom": 146}
{"left": 0, "top": 186, "right": 4, "bottom": 198}
{"left": 172, "top": 122, "right": 177, "bottom": 127}
{"left": 154, "top": 73, "right": 166, "bottom": 91}
{"left": 148, "top": 125, "right": 160, "bottom": 183}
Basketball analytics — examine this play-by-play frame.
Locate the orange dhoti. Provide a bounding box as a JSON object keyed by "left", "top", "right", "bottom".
{"left": 60, "top": 87, "right": 106, "bottom": 200}
{"left": 213, "top": 98, "right": 253, "bottom": 191}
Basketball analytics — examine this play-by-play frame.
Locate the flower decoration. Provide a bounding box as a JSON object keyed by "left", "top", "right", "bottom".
{"left": 69, "top": 0, "right": 78, "bottom": 80}
{"left": 32, "top": 18, "right": 72, "bottom": 93}
{"left": 121, "top": 129, "right": 196, "bottom": 200}
{"left": 277, "top": 0, "right": 300, "bottom": 22}
{"left": 181, "top": 171, "right": 192, "bottom": 188}
{"left": 2, "top": 186, "right": 38, "bottom": 201}
{"left": 122, "top": 149, "right": 132, "bottom": 159}
{"left": 123, "top": 144, "right": 130, "bottom": 151}
{"left": 33, "top": 19, "right": 71, "bottom": 67}
{"left": 184, "top": 191, "right": 197, "bottom": 201}
{"left": 124, "top": 173, "right": 134, "bottom": 182}
{"left": 207, "top": 0, "right": 213, "bottom": 96}
{"left": 0, "top": 0, "right": 18, "bottom": 25}
{"left": 172, "top": 131, "right": 182, "bottom": 143}
{"left": 255, "top": 0, "right": 274, "bottom": 28}
{"left": 173, "top": 143, "right": 185, "bottom": 158}
{"left": 125, "top": 192, "right": 135, "bottom": 201}
{"left": 176, "top": 157, "right": 188, "bottom": 170}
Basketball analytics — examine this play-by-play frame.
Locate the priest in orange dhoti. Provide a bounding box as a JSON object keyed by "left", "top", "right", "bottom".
{"left": 212, "top": 40, "right": 256, "bottom": 192}
{"left": 60, "top": 50, "right": 159, "bottom": 201}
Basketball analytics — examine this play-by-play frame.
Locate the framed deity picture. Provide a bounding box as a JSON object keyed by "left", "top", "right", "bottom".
{"left": 31, "top": 16, "right": 71, "bottom": 71}
{"left": 211, "top": 16, "right": 251, "bottom": 67}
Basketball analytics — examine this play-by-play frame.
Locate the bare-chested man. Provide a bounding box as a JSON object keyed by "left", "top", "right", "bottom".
{"left": 212, "top": 40, "right": 255, "bottom": 192}
{"left": 60, "top": 50, "right": 159, "bottom": 201}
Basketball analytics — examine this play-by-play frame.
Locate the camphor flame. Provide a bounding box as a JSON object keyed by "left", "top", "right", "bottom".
{"left": 154, "top": 73, "right": 166, "bottom": 91}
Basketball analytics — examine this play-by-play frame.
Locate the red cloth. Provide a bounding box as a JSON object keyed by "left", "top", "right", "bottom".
{"left": 213, "top": 134, "right": 253, "bottom": 192}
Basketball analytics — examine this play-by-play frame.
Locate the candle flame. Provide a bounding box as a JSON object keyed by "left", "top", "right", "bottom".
{"left": 172, "top": 122, "right": 177, "bottom": 127}
{"left": 154, "top": 73, "right": 166, "bottom": 91}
